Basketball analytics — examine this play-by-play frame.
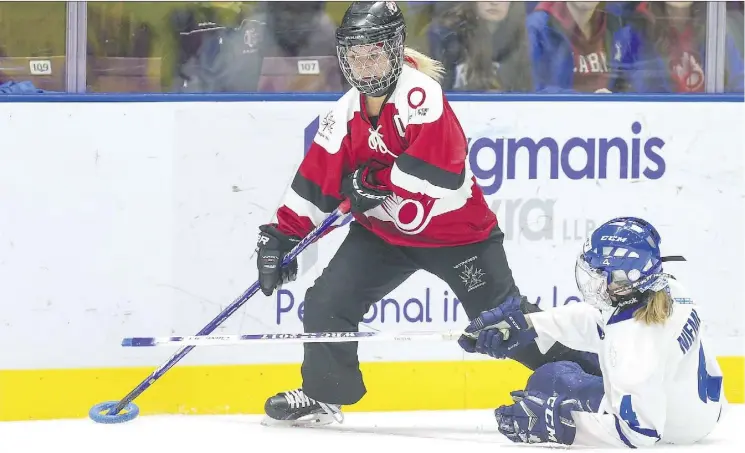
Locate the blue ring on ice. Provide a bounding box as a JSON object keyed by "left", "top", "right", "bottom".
{"left": 89, "top": 401, "right": 140, "bottom": 424}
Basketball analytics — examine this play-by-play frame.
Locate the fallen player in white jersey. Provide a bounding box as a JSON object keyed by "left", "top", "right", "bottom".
{"left": 459, "top": 216, "right": 727, "bottom": 447}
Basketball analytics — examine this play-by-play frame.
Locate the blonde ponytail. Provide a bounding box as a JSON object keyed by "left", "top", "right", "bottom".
{"left": 634, "top": 290, "right": 673, "bottom": 325}
{"left": 403, "top": 47, "right": 446, "bottom": 83}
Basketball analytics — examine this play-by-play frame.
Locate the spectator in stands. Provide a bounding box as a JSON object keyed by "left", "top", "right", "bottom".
{"left": 177, "top": 1, "right": 344, "bottom": 93}
{"left": 612, "top": 1, "right": 744, "bottom": 93}
{"left": 86, "top": 6, "right": 157, "bottom": 92}
{"left": 428, "top": 2, "right": 533, "bottom": 92}
{"left": 170, "top": 2, "right": 245, "bottom": 90}
{"left": 526, "top": 1, "right": 628, "bottom": 92}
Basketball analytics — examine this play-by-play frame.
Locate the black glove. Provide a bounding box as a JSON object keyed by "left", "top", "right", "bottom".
{"left": 256, "top": 224, "right": 300, "bottom": 296}
{"left": 340, "top": 162, "right": 392, "bottom": 213}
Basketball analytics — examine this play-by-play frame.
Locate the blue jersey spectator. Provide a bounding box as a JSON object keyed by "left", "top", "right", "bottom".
{"left": 526, "top": 2, "right": 628, "bottom": 93}
{"left": 612, "top": 1, "right": 744, "bottom": 93}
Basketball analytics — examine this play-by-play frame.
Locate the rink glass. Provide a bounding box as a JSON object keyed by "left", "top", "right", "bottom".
{"left": 0, "top": 1, "right": 739, "bottom": 94}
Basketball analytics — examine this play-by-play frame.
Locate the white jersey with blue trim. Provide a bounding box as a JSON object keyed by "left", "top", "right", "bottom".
{"left": 528, "top": 278, "right": 726, "bottom": 447}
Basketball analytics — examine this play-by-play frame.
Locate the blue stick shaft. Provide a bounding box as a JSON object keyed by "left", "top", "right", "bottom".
{"left": 108, "top": 200, "right": 351, "bottom": 415}
{"left": 121, "top": 330, "right": 467, "bottom": 346}
{"left": 124, "top": 331, "right": 382, "bottom": 346}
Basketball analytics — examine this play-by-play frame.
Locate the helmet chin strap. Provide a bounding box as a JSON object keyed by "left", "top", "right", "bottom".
{"left": 366, "top": 81, "right": 396, "bottom": 98}
{"left": 610, "top": 290, "right": 648, "bottom": 309}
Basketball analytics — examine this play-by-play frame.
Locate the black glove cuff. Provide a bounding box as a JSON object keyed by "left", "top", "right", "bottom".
{"left": 258, "top": 224, "right": 300, "bottom": 252}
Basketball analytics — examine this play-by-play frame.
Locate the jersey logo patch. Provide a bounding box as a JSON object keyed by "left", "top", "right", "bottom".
{"left": 380, "top": 195, "right": 436, "bottom": 235}
{"left": 407, "top": 87, "right": 426, "bottom": 109}
{"left": 320, "top": 111, "right": 335, "bottom": 135}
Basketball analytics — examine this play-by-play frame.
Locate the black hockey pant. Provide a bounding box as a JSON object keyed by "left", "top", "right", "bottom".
{"left": 301, "top": 222, "right": 601, "bottom": 406}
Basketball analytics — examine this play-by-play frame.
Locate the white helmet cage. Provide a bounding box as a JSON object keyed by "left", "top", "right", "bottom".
{"left": 335, "top": 2, "right": 407, "bottom": 97}
{"left": 337, "top": 36, "right": 404, "bottom": 97}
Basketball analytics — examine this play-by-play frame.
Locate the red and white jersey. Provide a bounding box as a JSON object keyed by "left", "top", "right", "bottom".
{"left": 275, "top": 65, "right": 496, "bottom": 247}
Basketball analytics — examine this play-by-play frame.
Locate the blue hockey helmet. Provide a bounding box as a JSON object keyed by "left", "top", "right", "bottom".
{"left": 575, "top": 217, "right": 685, "bottom": 311}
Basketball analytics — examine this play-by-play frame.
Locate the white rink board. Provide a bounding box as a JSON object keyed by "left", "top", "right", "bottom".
{"left": 0, "top": 100, "right": 742, "bottom": 369}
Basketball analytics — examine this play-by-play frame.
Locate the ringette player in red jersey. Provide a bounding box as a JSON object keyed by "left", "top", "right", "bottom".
{"left": 255, "top": 1, "right": 600, "bottom": 425}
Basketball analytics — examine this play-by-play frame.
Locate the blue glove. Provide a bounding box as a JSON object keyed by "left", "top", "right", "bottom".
{"left": 495, "top": 390, "right": 582, "bottom": 445}
{"left": 457, "top": 295, "right": 537, "bottom": 358}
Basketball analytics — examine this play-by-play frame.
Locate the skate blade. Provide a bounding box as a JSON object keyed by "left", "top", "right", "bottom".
{"left": 260, "top": 413, "right": 336, "bottom": 428}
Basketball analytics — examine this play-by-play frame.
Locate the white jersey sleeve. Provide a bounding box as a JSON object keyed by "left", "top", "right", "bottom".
{"left": 527, "top": 302, "right": 604, "bottom": 354}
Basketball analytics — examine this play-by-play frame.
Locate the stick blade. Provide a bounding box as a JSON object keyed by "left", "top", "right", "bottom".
{"left": 122, "top": 337, "right": 158, "bottom": 347}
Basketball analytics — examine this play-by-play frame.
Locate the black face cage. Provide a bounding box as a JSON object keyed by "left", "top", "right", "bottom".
{"left": 336, "top": 34, "right": 404, "bottom": 97}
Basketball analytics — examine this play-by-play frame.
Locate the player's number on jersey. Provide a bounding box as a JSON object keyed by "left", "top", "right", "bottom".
{"left": 619, "top": 395, "right": 639, "bottom": 427}
{"left": 697, "top": 343, "right": 722, "bottom": 404}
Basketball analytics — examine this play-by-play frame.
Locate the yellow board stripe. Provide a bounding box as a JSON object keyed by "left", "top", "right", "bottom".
{"left": 1, "top": 357, "right": 742, "bottom": 421}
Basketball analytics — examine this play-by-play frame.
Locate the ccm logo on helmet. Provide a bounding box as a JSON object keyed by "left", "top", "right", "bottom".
{"left": 601, "top": 235, "right": 627, "bottom": 242}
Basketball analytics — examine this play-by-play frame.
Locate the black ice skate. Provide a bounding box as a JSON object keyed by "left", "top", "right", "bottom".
{"left": 262, "top": 388, "right": 344, "bottom": 427}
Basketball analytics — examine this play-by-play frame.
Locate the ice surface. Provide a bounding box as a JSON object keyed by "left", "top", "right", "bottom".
{"left": 0, "top": 406, "right": 740, "bottom": 453}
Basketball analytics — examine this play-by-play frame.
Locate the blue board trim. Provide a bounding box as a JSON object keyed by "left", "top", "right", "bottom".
{"left": 0, "top": 92, "right": 742, "bottom": 103}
